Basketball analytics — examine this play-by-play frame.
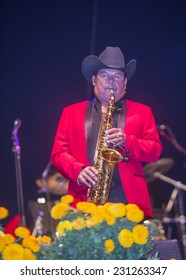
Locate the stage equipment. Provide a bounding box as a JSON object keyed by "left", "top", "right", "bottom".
{"left": 157, "top": 124, "right": 186, "bottom": 156}
{"left": 150, "top": 239, "right": 182, "bottom": 260}
{"left": 32, "top": 210, "right": 44, "bottom": 237}
{"left": 143, "top": 219, "right": 166, "bottom": 240}
{"left": 143, "top": 157, "right": 174, "bottom": 183}
{"left": 31, "top": 162, "right": 68, "bottom": 237}
{"left": 154, "top": 172, "right": 186, "bottom": 260}
{"left": 28, "top": 199, "right": 58, "bottom": 237}
{"left": 12, "top": 118, "right": 26, "bottom": 226}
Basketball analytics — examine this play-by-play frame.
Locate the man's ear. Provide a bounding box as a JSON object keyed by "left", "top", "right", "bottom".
{"left": 124, "top": 77, "right": 128, "bottom": 86}
{"left": 92, "top": 75, "right": 96, "bottom": 85}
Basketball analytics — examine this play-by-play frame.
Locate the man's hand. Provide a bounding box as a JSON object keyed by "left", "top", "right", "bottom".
{"left": 106, "top": 128, "right": 126, "bottom": 147}
{"left": 77, "top": 166, "right": 98, "bottom": 188}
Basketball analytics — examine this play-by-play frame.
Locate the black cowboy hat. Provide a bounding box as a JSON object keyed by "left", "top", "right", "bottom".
{"left": 81, "top": 46, "right": 137, "bottom": 83}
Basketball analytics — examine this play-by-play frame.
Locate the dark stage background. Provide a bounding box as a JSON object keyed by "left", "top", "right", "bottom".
{"left": 1, "top": 0, "right": 186, "bottom": 242}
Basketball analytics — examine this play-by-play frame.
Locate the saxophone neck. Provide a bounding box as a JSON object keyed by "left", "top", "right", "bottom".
{"left": 108, "top": 92, "right": 115, "bottom": 114}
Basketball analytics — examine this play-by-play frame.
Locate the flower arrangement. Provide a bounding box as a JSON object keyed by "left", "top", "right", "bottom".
{"left": 37, "top": 195, "right": 159, "bottom": 260}
{"left": 0, "top": 196, "right": 159, "bottom": 260}
{"left": 0, "top": 206, "right": 51, "bottom": 260}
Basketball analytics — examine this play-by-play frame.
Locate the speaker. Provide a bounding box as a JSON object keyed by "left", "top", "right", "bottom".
{"left": 150, "top": 239, "right": 183, "bottom": 260}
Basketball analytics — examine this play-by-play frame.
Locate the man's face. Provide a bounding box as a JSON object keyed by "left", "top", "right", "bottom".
{"left": 92, "top": 68, "right": 127, "bottom": 106}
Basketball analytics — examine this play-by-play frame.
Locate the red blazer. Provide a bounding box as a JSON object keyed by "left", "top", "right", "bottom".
{"left": 51, "top": 99, "right": 162, "bottom": 217}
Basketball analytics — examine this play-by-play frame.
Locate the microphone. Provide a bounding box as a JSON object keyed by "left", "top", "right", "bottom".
{"left": 14, "top": 118, "right": 21, "bottom": 131}
{"left": 157, "top": 124, "right": 167, "bottom": 131}
{"left": 157, "top": 124, "right": 177, "bottom": 142}
{"left": 12, "top": 118, "right": 22, "bottom": 155}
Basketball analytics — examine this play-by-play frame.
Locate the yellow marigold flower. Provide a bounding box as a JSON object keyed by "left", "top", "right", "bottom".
{"left": 0, "top": 207, "right": 9, "bottom": 219}
{"left": 51, "top": 202, "right": 69, "bottom": 219}
{"left": 96, "top": 206, "right": 115, "bottom": 225}
{"left": 132, "top": 224, "right": 149, "bottom": 245}
{"left": 0, "top": 231, "right": 5, "bottom": 237}
{"left": 15, "top": 226, "right": 30, "bottom": 239}
{"left": 23, "top": 248, "right": 36, "bottom": 260}
{"left": 0, "top": 236, "right": 6, "bottom": 252}
{"left": 22, "top": 236, "right": 40, "bottom": 253}
{"left": 102, "top": 202, "right": 113, "bottom": 209}
{"left": 2, "top": 243, "right": 24, "bottom": 260}
{"left": 36, "top": 235, "right": 51, "bottom": 245}
{"left": 60, "top": 194, "right": 74, "bottom": 204}
{"left": 56, "top": 220, "right": 73, "bottom": 236}
{"left": 104, "top": 239, "right": 115, "bottom": 253}
{"left": 63, "top": 220, "right": 73, "bottom": 230}
{"left": 76, "top": 201, "right": 97, "bottom": 213}
{"left": 4, "top": 233, "right": 15, "bottom": 244}
{"left": 107, "top": 203, "right": 126, "bottom": 218}
{"left": 126, "top": 204, "right": 144, "bottom": 223}
{"left": 91, "top": 208, "right": 105, "bottom": 223}
{"left": 85, "top": 217, "right": 98, "bottom": 228}
{"left": 118, "top": 229, "right": 134, "bottom": 248}
{"left": 56, "top": 222, "right": 65, "bottom": 236}
{"left": 72, "top": 217, "right": 85, "bottom": 230}
{"left": 105, "top": 213, "right": 115, "bottom": 225}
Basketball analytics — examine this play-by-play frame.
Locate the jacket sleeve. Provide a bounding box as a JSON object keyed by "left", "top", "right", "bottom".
{"left": 50, "top": 106, "right": 89, "bottom": 183}
{"left": 124, "top": 104, "right": 162, "bottom": 162}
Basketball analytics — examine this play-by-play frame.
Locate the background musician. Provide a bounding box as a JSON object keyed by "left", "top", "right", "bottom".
{"left": 28, "top": 162, "right": 69, "bottom": 236}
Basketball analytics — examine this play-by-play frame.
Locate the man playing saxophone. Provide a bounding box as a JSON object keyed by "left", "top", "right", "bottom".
{"left": 50, "top": 46, "right": 162, "bottom": 218}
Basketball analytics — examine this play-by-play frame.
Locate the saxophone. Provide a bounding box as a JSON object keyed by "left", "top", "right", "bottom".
{"left": 87, "top": 91, "right": 123, "bottom": 205}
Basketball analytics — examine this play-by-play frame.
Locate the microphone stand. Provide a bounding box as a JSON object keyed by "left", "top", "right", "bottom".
{"left": 12, "top": 119, "right": 26, "bottom": 227}
{"left": 41, "top": 161, "right": 53, "bottom": 236}
{"left": 159, "top": 129, "right": 186, "bottom": 156}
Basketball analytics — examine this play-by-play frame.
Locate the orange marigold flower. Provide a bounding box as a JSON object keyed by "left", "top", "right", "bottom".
{"left": 36, "top": 235, "right": 51, "bottom": 245}
{"left": 132, "top": 224, "right": 149, "bottom": 245}
{"left": 0, "top": 207, "right": 9, "bottom": 219}
{"left": 15, "top": 226, "right": 30, "bottom": 239}
{"left": 118, "top": 229, "right": 134, "bottom": 248}
{"left": 104, "top": 239, "right": 115, "bottom": 253}
{"left": 22, "top": 236, "right": 40, "bottom": 253}
{"left": 0, "top": 236, "right": 6, "bottom": 252}
{"left": 4, "top": 233, "right": 15, "bottom": 244}
{"left": 23, "top": 248, "right": 36, "bottom": 260}
{"left": 2, "top": 243, "right": 24, "bottom": 260}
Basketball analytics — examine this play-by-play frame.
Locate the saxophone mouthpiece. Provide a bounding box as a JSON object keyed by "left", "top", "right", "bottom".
{"left": 110, "top": 89, "right": 115, "bottom": 96}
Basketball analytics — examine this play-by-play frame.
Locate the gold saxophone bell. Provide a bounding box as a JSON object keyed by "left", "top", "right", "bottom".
{"left": 87, "top": 91, "right": 123, "bottom": 205}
